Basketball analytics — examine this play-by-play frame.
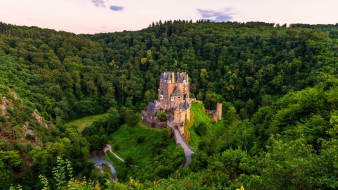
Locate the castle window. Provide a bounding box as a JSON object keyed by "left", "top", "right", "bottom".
{"left": 171, "top": 97, "right": 174, "bottom": 102}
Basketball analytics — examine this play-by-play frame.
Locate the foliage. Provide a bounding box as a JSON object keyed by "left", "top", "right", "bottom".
{"left": 0, "top": 20, "right": 336, "bottom": 189}
{"left": 0, "top": 151, "right": 22, "bottom": 189}
{"left": 156, "top": 110, "right": 167, "bottom": 121}
{"left": 108, "top": 122, "right": 176, "bottom": 167}
{"left": 195, "top": 122, "right": 208, "bottom": 136}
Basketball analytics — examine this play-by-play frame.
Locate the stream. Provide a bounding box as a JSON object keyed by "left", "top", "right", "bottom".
{"left": 90, "top": 150, "right": 116, "bottom": 181}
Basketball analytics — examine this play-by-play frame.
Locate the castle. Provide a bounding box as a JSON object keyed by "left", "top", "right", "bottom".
{"left": 142, "top": 72, "right": 222, "bottom": 136}
{"left": 142, "top": 72, "right": 191, "bottom": 135}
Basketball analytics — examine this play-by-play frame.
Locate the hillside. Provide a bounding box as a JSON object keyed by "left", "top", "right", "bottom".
{"left": 0, "top": 21, "right": 337, "bottom": 189}
{"left": 185, "top": 101, "right": 228, "bottom": 150}
{"left": 0, "top": 86, "right": 50, "bottom": 145}
{"left": 64, "top": 113, "right": 109, "bottom": 132}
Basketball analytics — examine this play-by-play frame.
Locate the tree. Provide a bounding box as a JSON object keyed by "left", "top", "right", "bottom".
{"left": 156, "top": 111, "right": 167, "bottom": 122}
{"left": 107, "top": 107, "right": 120, "bottom": 133}
{"left": 125, "top": 109, "right": 138, "bottom": 127}
{"left": 204, "top": 92, "right": 222, "bottom": 109}
{"left": 0, "top": 151, "right": 22, "bottom": 189}
{"left": 160, "top": 128, "right": 171, "bottom": 145}
{"left": 144, "top": 90, "right": 156, "bottom": 103}
{"left": 195, "top": 122, "right": 208, "bottom": 136}
{"left": 88, "top": 135, "right": 102, "bottom": 150}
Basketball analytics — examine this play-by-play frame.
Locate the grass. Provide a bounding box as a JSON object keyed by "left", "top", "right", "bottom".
{"left": 106, "top": 151, "right": 126, "bottom": 173}
{"left": 187, "top": 101, "right": 227, "bottom": 150}
{"left": 64, "top": 113, "right": 109, "bottom": 132}
{"left": 108, "top": 116, "right": 176, "bottom": 167}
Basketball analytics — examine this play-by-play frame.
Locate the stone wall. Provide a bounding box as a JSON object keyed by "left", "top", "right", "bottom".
{"left": 142, "top": 117, "right": 167, "bottom": 129}
{"left": 206, "top": 103, "right": 222, "bottom": 122}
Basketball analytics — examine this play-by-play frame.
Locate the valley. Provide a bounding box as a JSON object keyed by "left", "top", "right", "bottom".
{"left": 0, "top": 21, "right": 336, "bottom": 189}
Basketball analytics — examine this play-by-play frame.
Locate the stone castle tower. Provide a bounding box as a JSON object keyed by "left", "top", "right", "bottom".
{"left": 142, "top": 72, "right": 191, "bottom": 135}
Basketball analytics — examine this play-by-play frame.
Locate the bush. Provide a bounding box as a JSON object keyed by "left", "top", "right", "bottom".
{"left": 156, "top": 111, "right": 167, "bottom": 122}
{"left": 26, "top": 134, "right": 35, "bottom": 140}
{"left": 125, "top": 155, "right": 134, "bottom": 167}
{"left": 160, "top": 128, "right": 171, "bottom": 145}
{"left": 195, "top": 122, "right": 208, "bottom": 136}
{"left": 121, "top": 107, "right": 137, "bottom": 127}
{"left": 113, "top": 144, "right": 119, "bottom": 151}
{"left": 136, "top": 136, "right": 145, "bottom": 144}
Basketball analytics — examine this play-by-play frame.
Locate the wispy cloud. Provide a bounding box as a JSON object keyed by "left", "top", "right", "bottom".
{"left": 197, "top": 8, "right": 234, "bottom": 22}
{"left": 109, "top": 5, "right": 124, "bottom": 11}
{"left": 91, "top": 0, "right": 105, "bottom": 8}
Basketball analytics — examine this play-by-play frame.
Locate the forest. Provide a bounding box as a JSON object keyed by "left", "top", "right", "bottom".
{"left": 0, "top": 20, "right": 337, "bottom": 189}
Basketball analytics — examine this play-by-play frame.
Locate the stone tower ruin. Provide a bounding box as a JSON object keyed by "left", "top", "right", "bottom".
{"left": 217, "top": 103, "right": 222, "bottom": 120}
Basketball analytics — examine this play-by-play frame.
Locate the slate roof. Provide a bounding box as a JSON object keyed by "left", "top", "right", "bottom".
{"left": 161, "top": 72, "right": 173, "bottom": 81}
{"left": 171, "top": 86, "right": 183, "bottom": 96}
{"left": 161, "top": 72, "right": 188, "bottom": 83}
{"left": 147, "top": 100, "right": 161, "bottom": 110}
{"left": 179, "top": 99, "right": 190, "bottom": 111}
{"left": 175, "top": 72, "right": 188, "bottom": 83}
{"left": 147, "top": 102, "right": 155, "bottom": 109}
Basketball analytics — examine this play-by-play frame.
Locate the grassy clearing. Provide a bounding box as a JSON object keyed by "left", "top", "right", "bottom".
{"left": 108, "top": 118, "right": 176, "bottom": 167}
{"left": 188, "top": 101, "right": 227, "bottom": 150}
{"left": 64, "top": 113, "right": 109, "bottom": 132}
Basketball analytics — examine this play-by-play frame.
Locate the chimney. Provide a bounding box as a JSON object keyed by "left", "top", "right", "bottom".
{"left": 172, "top": 72, "right": 175, "bottom": 83}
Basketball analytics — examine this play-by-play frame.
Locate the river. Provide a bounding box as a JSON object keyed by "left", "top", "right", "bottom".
{"left": 90, "top": 150, "right": 116, "bottom": 181}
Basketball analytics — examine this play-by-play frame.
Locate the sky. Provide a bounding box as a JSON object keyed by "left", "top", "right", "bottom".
{"left": 0, "top": 0, "right": 337, "bottom": 34}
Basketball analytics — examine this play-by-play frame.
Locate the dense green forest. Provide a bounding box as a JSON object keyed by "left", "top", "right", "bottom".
{"left": 0, "top": 21, "right": 337, "bottom": 189}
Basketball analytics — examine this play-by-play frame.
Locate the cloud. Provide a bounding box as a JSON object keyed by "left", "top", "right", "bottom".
{"left": 109, "top": 5, "right": 124, "bottom": 11}
{"left": 91, "top": 0, "right": 105, "bottom": 8}
{"left": 197, "top": 8, "right": 234, "bottom": 22}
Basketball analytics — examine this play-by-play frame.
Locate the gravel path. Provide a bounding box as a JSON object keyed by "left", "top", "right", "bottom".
{"left": 173, "top": 129, "right": 195, "bottom": 167}
{"left": 104, "top": 144, "right": 125, "bottom": 162}
{"left": 104, "top": 144, "right": 138, "bottom": 167}
{"left": 104, "top": 128, "right": 194, "bottom": 168}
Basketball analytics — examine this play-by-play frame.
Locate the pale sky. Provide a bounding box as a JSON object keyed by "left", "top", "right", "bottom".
{"left": 0, "top": 0, "right": 337, "bottom": 34}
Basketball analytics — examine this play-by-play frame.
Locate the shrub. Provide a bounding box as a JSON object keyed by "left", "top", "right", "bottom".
{"left": 195, "top": 122, "right": 208, "bottom": 136}
{"left": 136, "top": 136, "right": 145, "bottom": 144}
{"left": 156, "top": 111, "right": 167, "bottom": 122}
{"left": 113, "top": 144, "right": 119, "bottom": 151}
{"left": 125, "top": 155, "right": 134, "bottom": 167}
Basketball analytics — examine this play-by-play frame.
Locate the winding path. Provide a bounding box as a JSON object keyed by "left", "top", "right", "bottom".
{"left": 173, "top": 129, "right": 195, "bottom": 167}
{"left": 104, "top": 144, "right": 138, "bottom": 167}
{"left": 104, "top": 144, "right": 125, "bottom": 162}
{"left": 104, "top": 129, "right": 194, "bottom": 168}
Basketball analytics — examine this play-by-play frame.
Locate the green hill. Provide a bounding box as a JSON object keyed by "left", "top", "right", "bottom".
{"left": 108, "top": 121, "right": 176, "bottom": 166}
{"left": 0, "top": 21, "right": 336, "bottom": 189}
{"left": 185, "top": 101, "right": 227, "bottom": 150}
